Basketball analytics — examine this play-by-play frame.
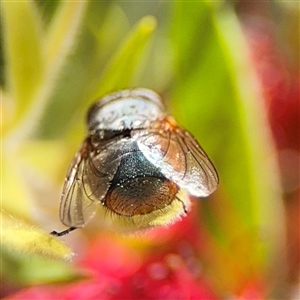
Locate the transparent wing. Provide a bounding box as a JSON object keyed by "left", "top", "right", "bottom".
{"left": 59, "top": 138, "right": 126, "bottom": 227}
{"left": 134, "top": 124, "right": 219, "bottom": 197}
{"left": 81, "top": 139, "right": 126, "bottom": 201}
{"left": 59, "top": 141, "right": 98, "bottom": 227}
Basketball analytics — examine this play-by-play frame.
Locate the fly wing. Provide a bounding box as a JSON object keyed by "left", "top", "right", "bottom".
{"left": 59, "top": 140, "right": 98, "bottom": 227}
{"left": 59, "top": 137, "right": 127, "bottom": 227}
{"left": 81, "top": 138, "right": 127, "bottom": 202}
{"left": 134, "top": 124, "right": 219, "bottom": 197}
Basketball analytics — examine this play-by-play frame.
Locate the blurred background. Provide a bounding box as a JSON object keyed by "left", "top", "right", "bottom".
{"left": 1, "top": 1, "right": 299, "bottom": 299}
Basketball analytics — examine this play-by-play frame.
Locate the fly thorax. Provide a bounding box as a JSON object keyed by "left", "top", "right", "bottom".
{"left": 87, "top": 95, "right": 165, "bottom": 131}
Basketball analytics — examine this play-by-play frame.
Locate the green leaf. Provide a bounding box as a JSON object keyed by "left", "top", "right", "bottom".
{"left": 2, "top": 1, "right": 88, "bottom": 143}
{"left": 19, "top": 140, "right": 72, "bottom": 182}
{"left": 1, "top": 247, "right": 82, "bottom": 286}
{"left": 36, "top": 3, "right": 129, "bottom": 139}
{"left": 1, "top": 213, "right": 73, "bottom": 261}
{"left": 169, "top": 2, "right": 284, "bottom": 291}
{"left": 44, "top": 1, "right": 87, "bottom": 77}
{"left": 2, "top": 0, "right": 45, "bottom": 131}
{"left": 38, "top": 13, "right": 156, "bottom": 139}
{"left": 91, "top": 15, "right": 157, "bottom": 100}
{"left": 2, "top": 153, "right": 34, "bottom": 221}
{"left": 0, "top": 213, "right": 80, "bottom": 285}
{"left": 213, "top": 8, "right": 283, "bottom": 230}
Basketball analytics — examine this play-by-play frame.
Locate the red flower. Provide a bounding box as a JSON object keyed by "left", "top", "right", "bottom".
{"left": 5, "top": 211, "right": 217, "bottom": 300}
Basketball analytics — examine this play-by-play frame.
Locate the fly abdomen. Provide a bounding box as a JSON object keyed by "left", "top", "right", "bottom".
{"left": 106, "top": 176, "right": 179, "bottom": 216}
{"left": 104, "top": 143, "right": 179, "bottom": 216}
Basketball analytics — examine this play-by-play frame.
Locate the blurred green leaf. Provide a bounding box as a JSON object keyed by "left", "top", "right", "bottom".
{"left": 1, "top": 0, "right": 88, "bottom": 225}
{"left": 1, "top": 214, "right": 73, "bottom": 260}
{"left": 2, "top": 154, "right": 34, "bottom": 220}
{"left": 37, "top": 3, "right": 129, "bottom": 138}
{"left": 2, "top": 1, "right": 87, "bottom": 143}
{"left": 38, "top": 13, "right": 156, "bottom": 139}
{"left": 44, "top": 1, "right": 87, "bottom": 79}
{"left": 90, "top": 15, "right": 157, "bottom": 99}
{"left": 1, "top": 213, "right": 80, "bottom": 285}
{"left": 2, "top": 0, "right": 45, "bottom": 131}
{"left": 19, "top": 140, "right": 72, "bottom": 182}
{"left": 213, "top": 7, "right": 283, "bottom": 231}
{"left": 1, "top": 247, "right": 82, "bottom": 286}
{"left": 169, "top": 2, "right": 284, "bottom": 291}
{"left": 35, "top": 0, "right": 61, "bottom": 25}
